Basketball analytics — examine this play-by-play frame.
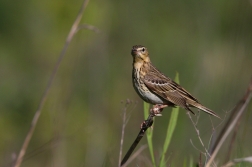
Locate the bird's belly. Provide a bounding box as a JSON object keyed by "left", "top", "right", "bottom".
{"left": 134, "top": 81, "right": 164, "bottom": 104}
{"left": 141, "top": 90, "right": 164, "bottom": 104}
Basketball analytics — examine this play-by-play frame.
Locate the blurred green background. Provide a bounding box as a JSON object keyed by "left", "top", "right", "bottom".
{"left": 1, "top": 0, "right": 252, "bottom": 166}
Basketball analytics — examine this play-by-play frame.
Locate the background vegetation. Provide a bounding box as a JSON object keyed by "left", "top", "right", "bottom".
{"left": 0, "top": 0, "right": 252, "bottom": 166}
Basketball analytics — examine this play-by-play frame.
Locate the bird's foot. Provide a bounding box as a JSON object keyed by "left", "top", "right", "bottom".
{"left": 140, "top": 104, "right": 167, "bottom": 129}
{"left": 150, "top": 104, "right": 168, "bottom": 116}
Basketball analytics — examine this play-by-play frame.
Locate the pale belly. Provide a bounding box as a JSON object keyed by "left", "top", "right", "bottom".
{"left": 133, "top": 78, "right": 164, "bottom": 104}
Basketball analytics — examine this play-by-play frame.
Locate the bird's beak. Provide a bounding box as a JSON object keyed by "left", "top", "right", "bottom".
{"left": 131, "top": 48, "right": 137, "bottom": 56}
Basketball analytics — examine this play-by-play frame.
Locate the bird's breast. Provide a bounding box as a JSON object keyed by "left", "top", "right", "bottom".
{"left": 132, "top": 67, "right": 164, "bottom": 104}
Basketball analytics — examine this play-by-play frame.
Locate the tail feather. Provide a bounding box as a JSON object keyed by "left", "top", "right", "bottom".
{"left": 192, "top": 103, "right": 221, "bottom": 119}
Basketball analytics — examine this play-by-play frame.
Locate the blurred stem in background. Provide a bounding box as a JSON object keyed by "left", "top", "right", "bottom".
{"left": 13, "top": 0, "right": 91, "bottom": 167}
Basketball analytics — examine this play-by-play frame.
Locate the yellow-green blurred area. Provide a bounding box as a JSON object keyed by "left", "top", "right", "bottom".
{"left": 1, "top": 0, "right": 252, "bottom": 166}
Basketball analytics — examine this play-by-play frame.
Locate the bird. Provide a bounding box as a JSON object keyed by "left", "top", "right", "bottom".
{"left": 131, "top": 45, "right": 220, "bottom": 118}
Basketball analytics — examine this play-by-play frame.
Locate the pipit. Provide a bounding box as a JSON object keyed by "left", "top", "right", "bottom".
{"left": 131, "top": 45, "right": 220, "bottom": 118}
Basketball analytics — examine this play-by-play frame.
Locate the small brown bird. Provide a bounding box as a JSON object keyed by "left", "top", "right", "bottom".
{"left": 131, "top": 45, "right": 220, "bottom": 118}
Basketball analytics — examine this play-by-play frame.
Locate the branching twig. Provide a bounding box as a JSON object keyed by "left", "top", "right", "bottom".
{"left": 189, "top": 139, "right": 205, "bottom": 155}
{"left": 13, "top": 1, "right": 91, "bottom": 167}
{"left": 77, "top": 24, "right": 100, "bottom": 33}
{"left": 119, "top": 99, "right": 137, "bottom": 167}
{"left": 224, "top": 116, "right": 241, "bottom": 162}
{"left": 198, "top": 153, "right": 202, "bottom": 167}
{"left": 187, "top": 112, "right": 214, "bottom": 161}
{"left": 119, "top": 105, "right": 128, "bottom": 167}
{"left": 221, "top": 156, "right": 252, "bottom": 167}
{"left": 187, "top": 112, "right": 219, "bottom": 167}
{"left": 208, "top": 110, "right": 228, "bottom": 155}
{"left": 206, "top": 79, "right": 252, "bottom": 167}
{"left": 195, "top": 109, "right": 201, "bottom": 125}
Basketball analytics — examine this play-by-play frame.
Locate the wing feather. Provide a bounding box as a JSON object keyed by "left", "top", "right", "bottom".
{"left": 143, "top": 63, "right": 197, "bottom": 113}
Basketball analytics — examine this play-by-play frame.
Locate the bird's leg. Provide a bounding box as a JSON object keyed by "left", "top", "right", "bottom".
{"left": 140, "top": 104, "right": 168, "bottom": 129}
{"left": 140, "top": 104, "right": 167, "bottom": 128}
{"left": 150, "top": 104, "right": 168, "bottom": 116}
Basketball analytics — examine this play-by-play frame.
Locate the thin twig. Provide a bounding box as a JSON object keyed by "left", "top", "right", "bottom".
{"left": 187, "top": 112, "right": 213, "bottom": 161}
{"left": 119, "top": 110, "right": 127, "bottom": 167}
{"left": 13, "top": 1, "right": 90, "bottom": 167}
{"left": 222, "top": 156, "right": 252, "bottom": 167}
{"left": 119, "top": 100, "right": 137, "bottom": 167}
{"left": 189, "top": 139, "right": 205, "bottom": 154}
{"left": 224, "top": 116, "right": 241, "bottom": 162}
{"left": 206, "top": 79, "right": 252, "bottom": 167}
{"left": 198, "top": 153, "right": 202, "bottom": 167}
{"left": 195, "top": 109, "right": 201, "bottom": 125}
{"left": 208, "top": 110, "right": 228, "bottom": 155}
{"left": 77, "top": 24, "right": 100, "bottom": 33}
{"left": 211, "top": 79, "right": 252, "bottom": 155}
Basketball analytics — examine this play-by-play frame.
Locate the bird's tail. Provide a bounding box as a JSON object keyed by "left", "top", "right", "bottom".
{"left": 192, "top": 103, "right": 221, "bottom": 119}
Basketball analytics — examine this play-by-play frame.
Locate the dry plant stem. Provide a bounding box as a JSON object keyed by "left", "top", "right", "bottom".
{"left": 187, "top": 112, "right": 214, "bottom": 162}
{"left": 22, "top": 136, "right": 61, "bottom": 162}
{"left": 13, "top": 1, "right": 90, "bottom": 167}
{"left": 190, "top": 139, "right": 205, "bottom": 155}
{"left": 77, "top": 24, "right": 100, "bottom": 33}
{"left": 206, "top": 79, "right": 252, "bottom": 167}
{"left": 198, "top": 153, "right": 202, "bottom": 167}
{"left": 118, "top": 100, "right": 137, "bottom": 167}
{"left": 224, "top": 117, "right": 241, "bottom": 162}
{"left": 224, "top": 81, "right": 252, "bottom": 162}
{"left": 119, "top": 110, "right": 127, "bottom": 167}
{"left": 119, "top": 102, "right": 129, "bottom": 167}
{"left": 211, "top": 79, "right": 252, "bottom": 154}
{"left": 222, "top": 156, "right": 252, "bottom": 167}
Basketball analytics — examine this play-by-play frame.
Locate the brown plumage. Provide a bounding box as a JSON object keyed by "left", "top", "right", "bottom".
{"left": 131, "top": 45, "right": 220, "bottom": 118}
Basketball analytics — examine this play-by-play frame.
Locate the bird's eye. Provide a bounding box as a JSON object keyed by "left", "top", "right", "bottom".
{"left": 141, "top": 48, "right": 145, "bottom": 52}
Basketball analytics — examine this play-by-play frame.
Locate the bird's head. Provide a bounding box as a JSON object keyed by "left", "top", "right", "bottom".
{"left": 131, "top": 45, "right": 150, "bottom": 63}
